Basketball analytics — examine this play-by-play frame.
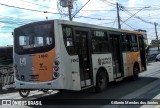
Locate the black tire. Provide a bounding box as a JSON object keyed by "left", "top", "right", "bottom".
{"left": 19, "top": 89, "right": 30, "bottom": 97}
{"left": 95, "top": 69, "right": 108, "bottom": 92}
{"left": 41, "top": 89, "right": 48, "bottom": 93}
{"left": 132, "top": 65, "right": 139, "bottom": 81}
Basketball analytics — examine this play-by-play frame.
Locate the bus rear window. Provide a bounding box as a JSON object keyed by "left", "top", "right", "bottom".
{"left": 18, "top": 24, "right": 53, "bottom": 48}
{"left": 19, "top": 36, "right": 52, "bottom": 49}
{"left": 14, "top": 21, "right": 54, "bottom": 54}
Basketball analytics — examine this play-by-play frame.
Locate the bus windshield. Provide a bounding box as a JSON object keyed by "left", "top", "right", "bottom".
{"left": 14, "top": 21, "right": 54, "bottom": 54}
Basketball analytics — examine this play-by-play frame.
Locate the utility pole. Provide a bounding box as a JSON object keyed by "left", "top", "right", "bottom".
{"left": 59, "top": 0, "right": 90, "bottom": 21}
{"left": 116, "top": 3, "right": 121, "bottom": 29}
{"left": 71, "top": 0, "right": 90, "bottom": 20}
{"left": 154, "top": 22, "right": 159, "bottom": 52}
{"left": 68, "top": 0, "right": 72, "bottom": 21}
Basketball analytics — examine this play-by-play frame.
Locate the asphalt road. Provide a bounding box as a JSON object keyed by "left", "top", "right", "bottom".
{"left": 1, "top": 62, "right": 159, "bottom": 108}
{"left": 30, "top": 62, "right": 160, "bottom": 108}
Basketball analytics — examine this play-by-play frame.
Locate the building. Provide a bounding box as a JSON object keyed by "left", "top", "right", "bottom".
{"left": 148, "top": 44, "right": 160, "bottom": 55}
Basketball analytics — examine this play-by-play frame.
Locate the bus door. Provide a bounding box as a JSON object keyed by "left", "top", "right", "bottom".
{"left": 138, "top": 36, "right": 147, "bottom": 71}
{"left": 74, "top": 29, "right": 93, "bottom": 88}
{"left": 109, "top": 34, "right": 124, "bottom": 79}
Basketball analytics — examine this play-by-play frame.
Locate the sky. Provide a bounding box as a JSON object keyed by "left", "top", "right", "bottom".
{"left": 0, "top": 0, "right": 160, "bottom": 46}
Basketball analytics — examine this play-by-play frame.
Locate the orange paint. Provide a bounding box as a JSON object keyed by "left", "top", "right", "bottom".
{"left": 122, "top": 30, "right": 142, "bottom": 35}
{"left": 126, "top": 52, "right": 140, "bottom": 76}
{"left": 32, "top": 49, "right": 56, "bottom": 82}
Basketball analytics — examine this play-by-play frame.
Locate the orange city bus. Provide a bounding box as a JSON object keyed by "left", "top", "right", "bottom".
{"left": 13, "top": 19, "right": 147, "bottom": 97}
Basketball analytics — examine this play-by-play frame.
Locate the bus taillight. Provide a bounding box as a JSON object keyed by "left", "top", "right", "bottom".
{"left": 53, "top": 66, "right": 59, "bottom": 71}
{"left": 54, "top": 60, "right": 60, "bottom": 65}
{"left": 53, "top": 60, "right": 60, "bottom": 79}
{"left": 53, "top": 72, "right": 60, "bottom": 79}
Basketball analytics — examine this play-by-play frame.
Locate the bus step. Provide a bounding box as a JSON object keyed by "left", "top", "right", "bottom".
{"left": 115, "top": 77, "right": 123, "bottom": 82}
{"left": 113, "top": 73, "right": 121, "bottom": 78}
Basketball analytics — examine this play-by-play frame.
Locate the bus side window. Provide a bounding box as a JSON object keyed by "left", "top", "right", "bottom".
{"left": 62, "top": 26, "right": 75, "bottom": 55}
{"left": 130, "top": 35, "right": 138, "bottom": 52}
{"left": 92, "top": 30, "right": 109, "bottom": 53}
{"left": 122, "top": 34, "right": 130, "bottom": 52}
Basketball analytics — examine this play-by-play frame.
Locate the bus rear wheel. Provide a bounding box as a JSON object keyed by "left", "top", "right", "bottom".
{"left": 19, "top": 89, "right": 30, "bottom": 97}
{"left": 132, "top": 65, "right": 139, "bottom": 81}
{"left": 95, "top": 69, "right": 108, "bottom": 92}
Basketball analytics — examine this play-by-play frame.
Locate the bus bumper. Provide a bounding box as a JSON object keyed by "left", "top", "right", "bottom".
{"left": 14, "top": 75, "right": 64, "bottom": 90}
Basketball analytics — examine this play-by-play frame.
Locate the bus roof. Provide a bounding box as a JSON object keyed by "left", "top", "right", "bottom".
{"left": 15, "top": 19, "right": 143, "bottom": 35}
{"left": 122, "top": 30, "right": 143, "bottom": 35}
{"left": 56, "top": 19, "right": 143, "bottom": 35}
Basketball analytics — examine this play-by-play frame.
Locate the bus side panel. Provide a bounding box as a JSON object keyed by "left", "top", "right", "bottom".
{"left": 59, "top": 53, "right": 81, "bottom": 90}
{"left": 92, "top": 54, "right": 113, "bottom": 86}
{"left": 125, "top": 52, "right": 141, "bottom": 76}
{"left": 70, "top": 55, "right": 81, "bottom": 90}
{"left": 58, "top": 23, "right": 81, "bottom": 90}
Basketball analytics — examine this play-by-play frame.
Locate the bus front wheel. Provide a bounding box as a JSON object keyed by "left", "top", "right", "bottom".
{"left": 95, "top": 69, "right": 108, "bottom": 92}
{"left": 19, "top": 89, "right": 30, "bottom": 97}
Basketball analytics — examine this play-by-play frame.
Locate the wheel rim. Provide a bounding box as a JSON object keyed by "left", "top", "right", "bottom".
{"left": 21, "top": 90, "right": 29, "bottom": 96}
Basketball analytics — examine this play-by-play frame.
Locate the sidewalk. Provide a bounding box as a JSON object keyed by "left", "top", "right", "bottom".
{"left": 101, "top": 78, "right": 160, "bottom": 108}
{"left": 141, "top": 94, "right": 160, "bottom": 108}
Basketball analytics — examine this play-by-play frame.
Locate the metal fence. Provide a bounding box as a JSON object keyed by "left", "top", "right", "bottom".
{"left": 0, "top": 65, "right": 15, "bottom": 90}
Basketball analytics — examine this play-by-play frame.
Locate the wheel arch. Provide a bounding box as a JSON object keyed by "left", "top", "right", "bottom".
{"left": 96, "top": 66, "right": 109, "bottom": 82}
{"left": 95, "top": 66, "right": 109, "bottom": 92}
{"left": 131, "top": 61, "right": 140, "bottom": 80}
{"left": 133, "top": 61, "right": 140, "bottom": 73}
